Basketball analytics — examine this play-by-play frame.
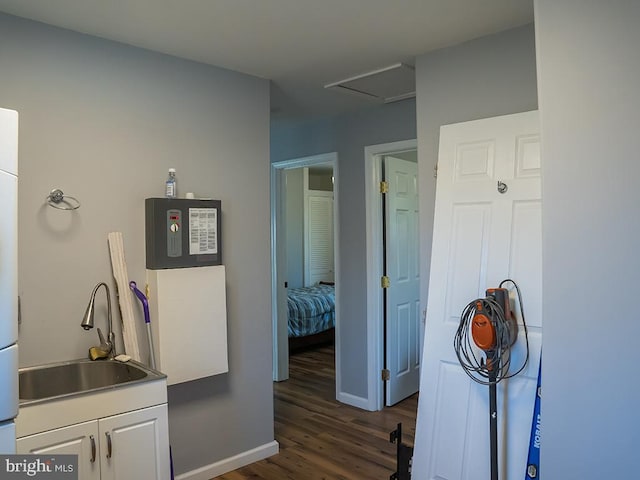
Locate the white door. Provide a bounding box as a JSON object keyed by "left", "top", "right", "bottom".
{"left": 384, "top": 156, "right": 420, "bottom": 406}
{"left": 304, "top": 192, "right": 334, "bottom": 286}
{"left": 412, "top": 111, "right": 543, "bottom": 480}
{"left": 99, "top": 404, "right": 170, "bottom": 480}
{"left": 17, "top": 420, "right": 101, "bottom": 480}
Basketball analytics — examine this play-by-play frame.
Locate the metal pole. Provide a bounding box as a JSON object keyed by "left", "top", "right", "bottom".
{"left": 489, "top": 367, "right": 499, "bottom": 480}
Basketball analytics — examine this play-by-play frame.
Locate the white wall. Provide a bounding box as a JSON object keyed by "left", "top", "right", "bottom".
{"left": 535, "top": 1, "right": 640, "bottom": 477}
{"left": 0, "top": 13, "right": 272, "bottom": 476}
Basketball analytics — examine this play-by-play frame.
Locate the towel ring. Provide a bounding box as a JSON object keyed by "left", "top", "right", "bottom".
{"left": 46, "top": 189, "right": 81, "bottom": 210}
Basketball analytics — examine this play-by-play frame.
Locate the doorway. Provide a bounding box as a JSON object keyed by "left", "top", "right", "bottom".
{"left": 271, "top": 152, "right": 339, "bottom": 385}
{"left": 364, "top": 139, "right": 419, "bottom": 411}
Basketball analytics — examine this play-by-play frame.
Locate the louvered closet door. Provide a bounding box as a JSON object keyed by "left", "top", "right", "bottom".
{"left": 304, "top": 192, "right": 334, "bottom": 286}
{"left": 412, "top": 110, "right": 543, "bottom": 480}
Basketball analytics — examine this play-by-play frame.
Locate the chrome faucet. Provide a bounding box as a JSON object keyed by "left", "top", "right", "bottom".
{"left": 81, "top": 282, "right": 116, "bottom": 360}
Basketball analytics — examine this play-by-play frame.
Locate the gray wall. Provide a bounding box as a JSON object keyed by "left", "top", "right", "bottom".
{"left": 535, "top": 1, "right": 640, "bottom": 477}
{"left": 271, "top": 99, "right": 416, "bottom": 399}
{"left": 0, "top": 14, "right": 272, "bottom": 475}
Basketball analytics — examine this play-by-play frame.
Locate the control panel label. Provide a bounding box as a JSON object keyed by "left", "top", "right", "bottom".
{"left": 189, "top": 208, "right": 218, "bottom": 255}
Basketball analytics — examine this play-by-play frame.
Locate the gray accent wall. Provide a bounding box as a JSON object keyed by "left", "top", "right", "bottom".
{"left": 535, "top": 1, "right": 640, "bottom": 477}
{"left": 271, "top": 99, "right": 416, "bottom": 399}
{"left": 0, "top": 13, "right": 272, "bottom": 476}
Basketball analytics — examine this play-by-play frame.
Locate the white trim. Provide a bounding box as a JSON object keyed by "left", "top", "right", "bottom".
{"left": 273, "top": 152, "right": 336, "bottom": 170}
{"left": 364, "top": 139, "right": 418, "bottom": 411}
{"left": 271, "top": 153, "right": 340, "bottom": 401}
{"left": 175, "top": 441, "right": 279, "bottom": 480}
{"left": 270, "top": 163, "right": 288, "bottom": 381}
{"left": 336, "top": 391, "right": 372, "bottom": 411}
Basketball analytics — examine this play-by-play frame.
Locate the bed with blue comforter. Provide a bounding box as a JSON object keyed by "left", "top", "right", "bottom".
{"left": 287, "top": 283, "right": 335, "bottom": 343}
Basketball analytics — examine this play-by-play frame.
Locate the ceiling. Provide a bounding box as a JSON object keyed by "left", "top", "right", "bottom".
{"left": 0, "top": 0, "right": 534, "bottom": 120}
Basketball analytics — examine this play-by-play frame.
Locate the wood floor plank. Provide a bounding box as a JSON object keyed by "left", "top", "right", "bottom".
{"left": 214, "top": 345, "right": 417, "bottom": 479}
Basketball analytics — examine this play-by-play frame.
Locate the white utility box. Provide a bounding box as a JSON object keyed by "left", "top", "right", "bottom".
{"left": 146, "top": 265, "right": 228, "bottom": 385}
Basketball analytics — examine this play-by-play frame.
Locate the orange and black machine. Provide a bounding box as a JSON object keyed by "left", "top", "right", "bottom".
{"left": 471, "top": 287, "right": 516, "bottom": 480}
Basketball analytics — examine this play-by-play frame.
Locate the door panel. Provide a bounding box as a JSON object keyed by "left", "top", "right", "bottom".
{"left": 446, "top": 203, "right": 492, "bottom": 321}
{"left": 17, "top": 420, "right": 100, "bottom": 480}
{"left": 413, "top": 111, "right": 542, "bottom": 479}
{"left": 99, "top": 405, "right": 170, "bottom": 480}
{"left": 430, "top": 361, "right": 471, "bottom": 479}
{"left": 305, "top": 193, "right": 334, "bottom": 286}
{"left": 385, "top": 156, "right": 420, "bottom": 406}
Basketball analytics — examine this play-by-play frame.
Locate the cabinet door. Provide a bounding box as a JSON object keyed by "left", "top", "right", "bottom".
{"left": 98, "top": 404, "right": 170, "bottom": 480}
{"left": 17, "top": 420, "right": 101, "bottom": 480}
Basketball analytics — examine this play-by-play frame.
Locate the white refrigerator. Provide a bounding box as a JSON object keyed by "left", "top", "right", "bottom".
{"left": 0, "top": 107, "right": 19, "bottom": 454}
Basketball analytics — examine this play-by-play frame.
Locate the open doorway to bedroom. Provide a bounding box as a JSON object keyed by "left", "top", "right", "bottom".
{"left": 271, "top": 152, "right": 339, "bottom": 389}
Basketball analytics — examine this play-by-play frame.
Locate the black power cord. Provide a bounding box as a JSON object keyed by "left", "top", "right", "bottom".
{"left": 454, "top": 279, "right": 530, "bottom": 385}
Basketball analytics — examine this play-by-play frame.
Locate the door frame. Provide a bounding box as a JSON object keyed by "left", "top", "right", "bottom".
{"left": 364, "top": 139, "right": 417, "bottom": 411}
{"left": 271, "top": 152, "right": 340, "bottom": 383}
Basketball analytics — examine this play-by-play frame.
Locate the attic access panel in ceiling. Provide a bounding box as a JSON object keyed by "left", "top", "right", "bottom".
{"left": 324, "top": 63, "right": 415, "bottom": 103}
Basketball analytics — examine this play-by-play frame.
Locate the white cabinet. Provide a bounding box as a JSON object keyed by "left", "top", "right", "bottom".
{"left": 17, "top": 405, "right": 169, "bottom": 480}
{"left": 99, "top": 405, "right": 169, "bottom": 480}
{"left": 18, "top": 420, "right": 100, "bottom": 480}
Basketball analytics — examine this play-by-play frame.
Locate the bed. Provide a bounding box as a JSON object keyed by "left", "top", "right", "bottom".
{"left": 287, "top": 283, "right": 335, "bottom": 351}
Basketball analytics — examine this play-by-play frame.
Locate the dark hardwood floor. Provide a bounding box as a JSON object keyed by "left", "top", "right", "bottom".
{"left": 216, "top": 344, "right": 418, "bottom": 479}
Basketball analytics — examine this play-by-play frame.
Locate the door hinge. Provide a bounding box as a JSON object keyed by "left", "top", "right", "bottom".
{"left": 382, "top": 369, "right": 390, "bottom": 381}
{"left": 434, "top": 163, "right": 438, "bottom": 179}
{"left": 381, "top": 275, "right": 390, "bottom": 288}
{"left": 380, "top": 181, "right": 389, "bottom": 194}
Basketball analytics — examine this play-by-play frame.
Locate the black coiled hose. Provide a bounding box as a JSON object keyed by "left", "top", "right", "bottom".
{"left": 454, "top": 279, "right": 529, "bottom": 385}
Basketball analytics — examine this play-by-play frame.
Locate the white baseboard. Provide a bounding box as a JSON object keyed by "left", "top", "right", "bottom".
{"left": 175, "top": 440, "right": 279, "bottom": 480}
{"left": 337, "top": 391, "right": 374, "bottom": 411}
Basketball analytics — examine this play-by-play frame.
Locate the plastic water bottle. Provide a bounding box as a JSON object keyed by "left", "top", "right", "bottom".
{"left": 165, "top": 168, "right": 177, "bottom": 198}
